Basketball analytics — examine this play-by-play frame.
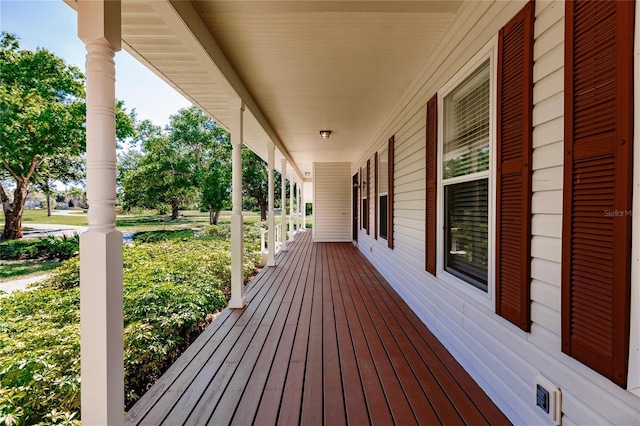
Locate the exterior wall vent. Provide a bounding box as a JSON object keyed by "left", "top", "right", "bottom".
{"left": 534, "top": 373, "right": 562, "bottom": 425}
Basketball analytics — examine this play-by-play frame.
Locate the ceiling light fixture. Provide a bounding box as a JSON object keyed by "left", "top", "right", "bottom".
{"left": 319, "top": 130, "right": 332, "bottom": 139}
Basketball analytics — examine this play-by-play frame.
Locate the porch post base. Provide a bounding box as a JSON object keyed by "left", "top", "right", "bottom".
{"left": 228, "top": 296, "right": 246, "bottom": 309}
{"left": 80, "top": 229, "right": 123, "bottom": 426}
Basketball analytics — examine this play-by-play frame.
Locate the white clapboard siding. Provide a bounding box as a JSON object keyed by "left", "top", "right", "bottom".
{"left": 353, "top": 0, "right": 640, "bottom": 424}
{"left": 312, "top": 162, "right": 351, "bottom": 242}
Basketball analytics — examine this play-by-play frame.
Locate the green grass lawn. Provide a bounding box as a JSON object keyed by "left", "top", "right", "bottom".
{"left": 1, "top": 209, "right": 89, "bottom": 227}
{"left": 0, "top": 260, "right": 61, "bottom": 282}
{"left": 1, "top": 209, "right": 266, "bottom": 231}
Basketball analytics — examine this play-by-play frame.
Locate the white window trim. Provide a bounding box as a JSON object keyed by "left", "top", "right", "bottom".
{"left": 436, "top": 37, "right": 497, "bottom": 309}
{"left": 628, "top": 4, "right": 640, "bottom": 395}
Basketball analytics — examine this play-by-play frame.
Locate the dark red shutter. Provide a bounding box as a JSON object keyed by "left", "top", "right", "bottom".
{"left": 562, "top": 0, "right": 634, "bottom": 387}
{"left": 495, "top": 2, "right": 534, "bottom": 332}
{"left": 388, "top": 136, "right": 395, "bottom": 249}
{"left": 359, "top": 167, "right": 362, "bottom": 230}
{"left": 375, "top": 152, "right": 379, "bottom": 240}
{"left": 425, "top": 95, "right": 437, "bottom": 274}
{"left": 366, "top": 159, "right": 371, "bottom": 235}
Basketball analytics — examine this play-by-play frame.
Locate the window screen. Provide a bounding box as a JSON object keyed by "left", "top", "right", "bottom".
{"left": 443, "top": 60, "right": 490, "bottom": 180}
{"left": 379, "top": 194, "right": 388, "bottom": 240}
{"left": 444, "top": 179, "right": 489, "bottom": 291}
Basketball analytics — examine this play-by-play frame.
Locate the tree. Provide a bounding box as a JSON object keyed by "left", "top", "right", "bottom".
{"left": 0, "top": 33, "right": 84, "bottom": 239}
{"left": 242, "top": 148, "right": 273, "bottom": 221}
{"left": 0, "top": 33, "right": 136, "bottom": 239}
{"left": 119, "top": 121, "right": 197, "bottom": 220}
{"left": 167, "top": 106, "right": 231, "bottom": 225}
{"left": 32, "top": 153, "right": 85, "bottom": 216}
{"left": 120, "top": 108, "right": 233, "bottom": 223}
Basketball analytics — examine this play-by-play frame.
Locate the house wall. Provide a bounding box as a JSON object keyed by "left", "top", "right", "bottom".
{"left": 354, "top": 1, "right": 640, "bottom": 424}
{"left": 312, "top": 162, "right": 351, "bottom": 242}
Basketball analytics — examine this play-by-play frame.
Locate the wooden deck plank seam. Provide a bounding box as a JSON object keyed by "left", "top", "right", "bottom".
{"left": 224, "top": 232, "right": 315, "bottom": 425}
{"left": 274, "top": 237, "right": 320, "bottom": 424}
{"left": 136, "top": 235, "right": 312, "bottom": 424}
{"left": 345, "top": 246, "right": 487, "bottom": 425}
{"left": 335, "top": 244, "right": 419, "bottom": 425}
{"left": 300, "top": 242, "right": 326, "bottom": 425}
{"left": 340, "top": 244, "right": 466, "bottom": 425}
{"left": 324, "top": 242, "right": 370, "bottom": 425}
{"left": 188, "top": 235, "right": 314, "bottom": 424}
{"left": 348, "top": 246, "right": 509, "bottom": 425}
{"left": 337, "top": 243, "right": 431, "bottom": 425}
{"left": 251, "top": 236, "right": 318, "bottom": 425}
{"left": 205, "top": 233, "right": 315, "bottom": 424}
{"left": 338, "top": 243, "right": 444, "bottom": 424}
{"left": 330, "top": 243, "right": 395, "bottom": 425}
{"left": 322, "top": 243, "right": 349, "bottom": 425}
{"left": 127, "top": 239, "right": 303, "bottom": 423}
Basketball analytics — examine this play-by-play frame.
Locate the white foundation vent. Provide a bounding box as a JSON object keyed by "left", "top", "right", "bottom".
{"left": 534, "top": 373, "right": 562, "bottom": 425}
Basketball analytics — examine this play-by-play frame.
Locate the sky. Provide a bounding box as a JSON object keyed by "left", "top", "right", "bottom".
{"left": 0, "top": 0, "right": 192, "bottom": 128}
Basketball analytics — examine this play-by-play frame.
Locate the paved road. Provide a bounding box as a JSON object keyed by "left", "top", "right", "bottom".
{"left": 22, "top": 223, "right": 87, "bottom": 238}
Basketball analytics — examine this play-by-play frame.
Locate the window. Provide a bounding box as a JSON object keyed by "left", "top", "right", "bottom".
{"left": 441, "top": 59, "right": 491, "bottom": 292}
{"left": 361, "top": 198, "right": 368, "bottom": 230}
{"left": 378, "top": 147, "right": 388, "bottom": 240}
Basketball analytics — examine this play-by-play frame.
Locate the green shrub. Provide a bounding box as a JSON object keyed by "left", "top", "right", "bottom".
{"left": 123, "top": 280, "right": 226, "bottom": 405}
{"left": 132, "top": 229, "right": 195, "bottom": 243}
{"left": 44, "top": 257, "right": 80, "bottom": 290}
{"left": 202, "top": 223, "right": 231, "bottom": 239}
{"left": 0, "top": 235, "right": 79, "bottom": 261}
{"left": 0, "top": 288, "right": 81, "bottom": 425}
{"left": 1, "top": 236, "right": 262, "bottom": 423}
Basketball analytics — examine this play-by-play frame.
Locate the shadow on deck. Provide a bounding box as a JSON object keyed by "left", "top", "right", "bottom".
{"left": 126, "top": 230, "right": 510, "bottom": 425}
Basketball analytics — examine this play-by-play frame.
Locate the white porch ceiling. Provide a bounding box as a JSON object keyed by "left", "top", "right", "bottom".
{"left": 65, "top": 0, "right": 463, "bottom": 180}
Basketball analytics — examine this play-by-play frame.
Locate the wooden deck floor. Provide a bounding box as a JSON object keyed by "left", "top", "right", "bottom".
{"left": 126, "top": 230, "right": 510, "bottom": 425}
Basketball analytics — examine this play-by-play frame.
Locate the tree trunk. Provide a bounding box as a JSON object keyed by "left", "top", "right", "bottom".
{"left": 46, "top": 191, "right": 51, "bottom": 217}
{"left": 259, "top": 199, "right": 267, "bottom": 221}
{"left": 208, "top": 205, "right": 220, "bottom": 225}
{"left": 170, "top": 201, "right": 180, "bottom": 220}
{"left": 2, "top": 178, "right": 29, "bottom": 240}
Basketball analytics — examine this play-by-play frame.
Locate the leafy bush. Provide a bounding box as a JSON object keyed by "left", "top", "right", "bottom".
{"left": 0, "top": 235, "right": 79, "bottom": 261}
{"left": 123, "top": 280, "right": 226, "bottom": 405}
{"left": 202, "top": 222, "right": 264, "bottom": 247}
{"left": 202, "top": 223, "right": 231, "bottom": 239}
{"left": 44, "top": 257, "right": 80, "bottom": 290}
{"left": 132, "top": 229, "right": 195, "bottom": 243}
{"left": 1, "top": 236, "right": 261, "bottom": 424}
{"left": 0, "top": 288, "right": 81, "bottom": 425}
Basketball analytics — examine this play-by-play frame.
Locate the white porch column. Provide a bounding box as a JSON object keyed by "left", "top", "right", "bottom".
{"left": 281, "top": 159, "right": 288, "bottom": 251}
{"left": 301, "top": 179, "right": 306, "bottom": 230}
{"left": 78, "top": 1, "right": 123, "bottom": 424}
{"left": 266, "top": 142, "right": 276, "bottom": 266}
{"left": 229, "top": 99, "right": 245, "bottom": 309}
{"left": 289, "top": 174, "right": 295, "bottom": 241}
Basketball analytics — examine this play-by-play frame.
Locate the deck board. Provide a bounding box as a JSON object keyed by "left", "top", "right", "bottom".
{"left": 126, "top": 231, "right": 511, "bottom": 425}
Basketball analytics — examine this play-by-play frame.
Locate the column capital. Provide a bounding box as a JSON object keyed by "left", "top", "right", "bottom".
{"left": 78, "top": 0, "right": 121, "bottom": 50}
